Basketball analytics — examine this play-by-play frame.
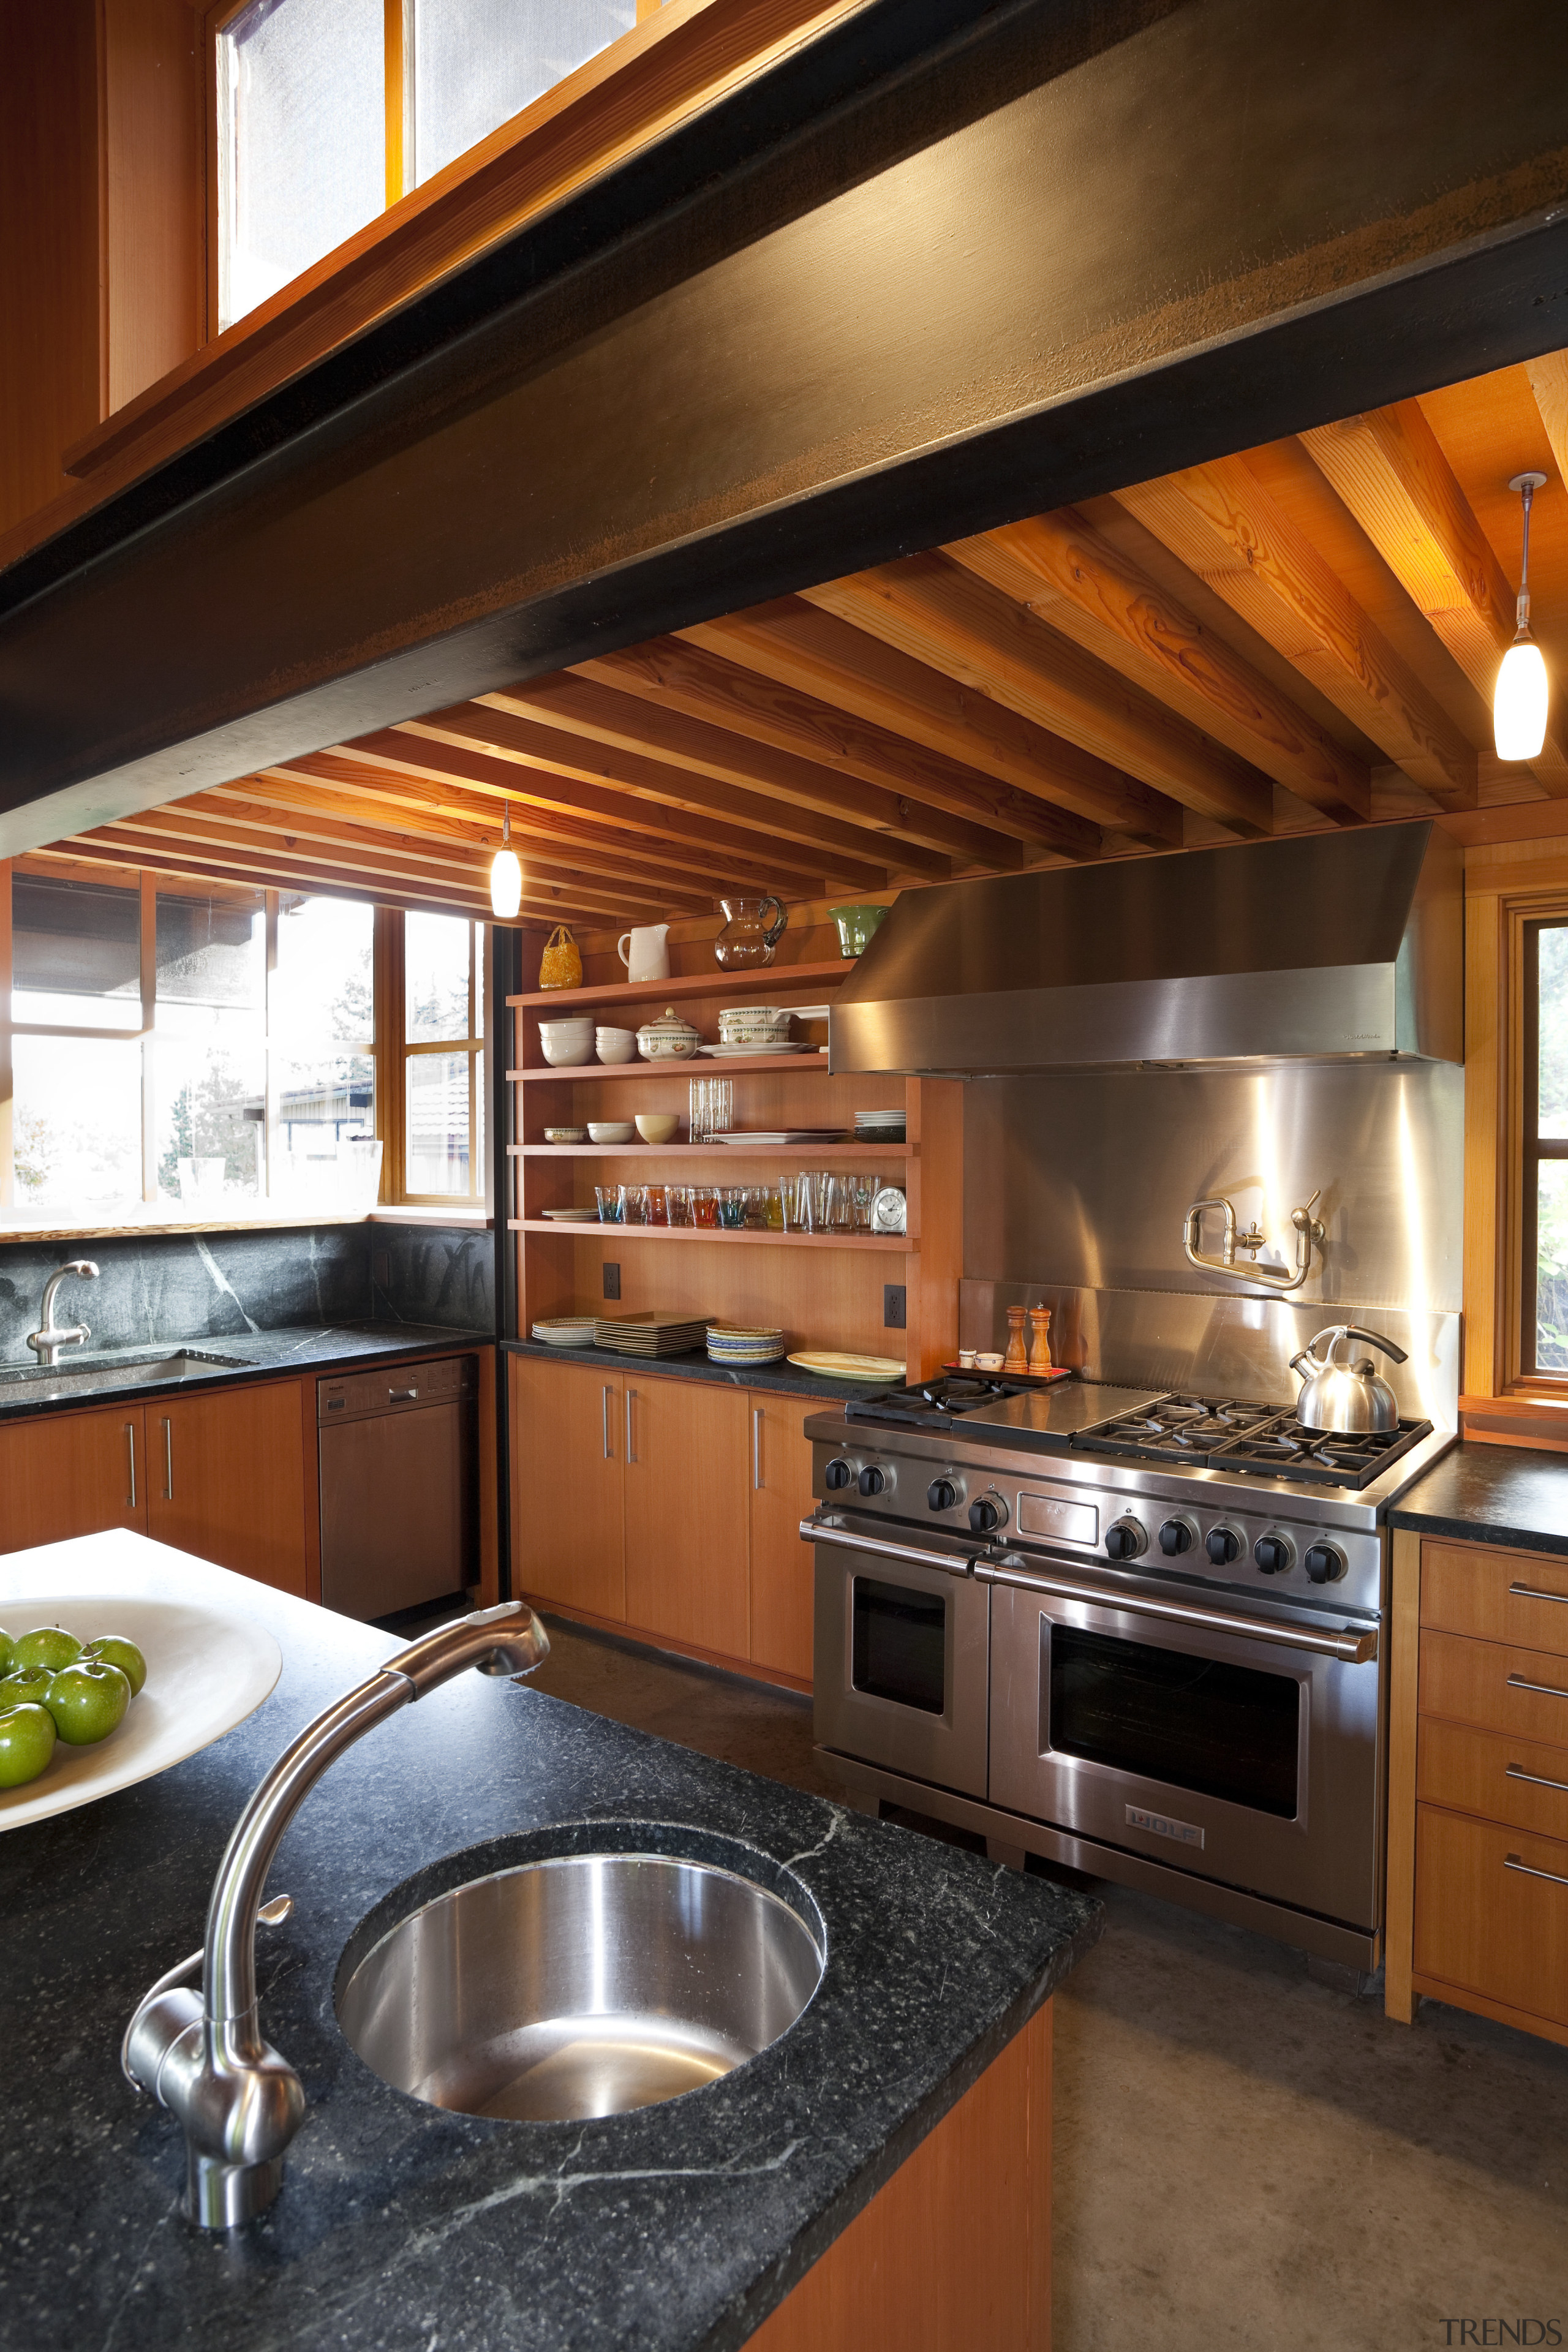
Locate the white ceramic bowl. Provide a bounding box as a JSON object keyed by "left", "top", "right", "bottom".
{"left": 595, "top": 1030, "right": 638, "bottom": 1065}
{"left": 539, "top": 1019, "right": 595, "bottom": 1068}
{"left": 587, "top": 1121, "right": 636, "bottom": 1145}
{"left": 543, "top": 1126, "right": 587, "bottom": 1144}
{"left": 635, "top": 1114, "right": 680, "bottom": 1144}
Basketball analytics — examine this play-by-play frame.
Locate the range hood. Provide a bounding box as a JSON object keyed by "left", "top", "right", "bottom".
{"left": 829, "top": 821, "right": 1461, "bottom": 1075}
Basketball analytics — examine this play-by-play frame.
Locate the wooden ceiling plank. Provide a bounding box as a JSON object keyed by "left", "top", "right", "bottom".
{"left": 950, "top": 511, "right": 1371, "bottom": 823}
{"left": 828, "top": 550, "right": 1275, "bottom": 836}
{"left": 1526, "top": 350, "right": 1568, "bottom": 486}
{"left": 679, "top": 598, "right": 1182, "bottom": 846}
{"left": 1115, "top": 455, "right": 1478, "bottom": 810}
{"left": 575, "top": 634, "right": 1103, "bottom": 862}
{"left": 60, "top": 832, "right": 511, "bottom": 920}
{"left": 1302, "top": 400, "right": 1568, "bottom": 796}
{"left": 478, "top": 674, "right": 1022, "bottom": 871}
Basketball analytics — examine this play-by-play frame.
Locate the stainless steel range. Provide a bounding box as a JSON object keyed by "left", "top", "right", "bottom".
{"left": 801, "top": 1373, "right": 1455, "bottom": 1969}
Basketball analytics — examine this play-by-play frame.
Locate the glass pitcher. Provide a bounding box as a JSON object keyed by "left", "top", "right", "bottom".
{"left": 714, "top": 895, "right": 787, "bottom": 970}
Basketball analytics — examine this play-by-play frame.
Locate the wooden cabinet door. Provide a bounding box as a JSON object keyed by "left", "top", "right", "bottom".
{"left": 748, "top": 1391, "right": 818, "bottom": 1683}
{"left": 146, "top": 1381, "right": 309, "bottom": 1596}
{"left": 0, "top": 1404, "right": 146, "bottom": 1555}
{"left": 624, "top": 1377, "right": 748, "bottom": 1660}
{"left": 511, "top": 1357, "right": 625, "bottom": 1621}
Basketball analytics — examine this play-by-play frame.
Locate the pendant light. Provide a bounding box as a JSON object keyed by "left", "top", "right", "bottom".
{"left": 490, "top": 803, "right": 522, "bottom": 919}
{"left": 1494, "top": 470, "right": 1550, "bottom": 761}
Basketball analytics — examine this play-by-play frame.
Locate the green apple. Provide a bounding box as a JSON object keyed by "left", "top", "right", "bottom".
{"left": 0, "top": 1630, "right": 17, "bottom": 1677}
{"left": 13, "top": 1626, "right": 83, "bottom": 1675}
{"left": 81, "top": 1635, "right": 146, "bottom": 1696}
{"left": 1, "top": 1664, "right": 56, "bottom": 1706}
{"left": 0, "top": 1702, "right": 57, "bottom": 1788}
{"left": 44, "top": 1660, "right": 130, "bottom": 1746}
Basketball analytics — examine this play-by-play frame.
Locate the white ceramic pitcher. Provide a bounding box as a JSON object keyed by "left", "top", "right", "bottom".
{"left": 617, "top": 924, "right": 671, "bottom": 982}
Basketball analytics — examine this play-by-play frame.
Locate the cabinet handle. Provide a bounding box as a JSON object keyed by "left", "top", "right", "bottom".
{"left": 1504, "top": 1852, "right": 1568, "bottom": 1891}
{"left": 601, "top": 1385, "right": 613, "bottom": 1461}
{"left": 1509, "top": 1580, "right": 1568, "bottom": 1606}
{"left": 1506, "top": 1761, "right": 1568, "bottom": 1796}
{"left": 753, "top": 1406, "right": 764, "bottom": 1491}
{"left": 625, "top": 1388, "right": 637, "bottom": 1465}
{"left": 387, "top": 1386, "right": 419, "bottom": 1403}
{"left": 161, "top": 1415, "right": 173, "bottom": 1503}
{"left": 125, "top": 1422, "right": 137, "bottom": 1512}
{"left": 1506, "top": 1670, "right": 1568, "bottom": 1701}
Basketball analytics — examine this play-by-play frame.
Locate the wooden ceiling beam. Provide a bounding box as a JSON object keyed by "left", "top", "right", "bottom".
{"left": 577, "top": 635, "right": 1103, "bottom": 864}
{"left": 57, "top": 832, "right": 509, "bottom": 921}
{"left": 389, "top": 704, "right": 916, "bottom": 884}
{"left": 1302, "top": 399, "right": 1568, "bottom": 796}
{"left": 813, "top": 552, "right": 1276, "bottom": 837}
{"left": 679, "top": 597, "right": 1182, "bottom": 847}
{"left": 486, "top": 674, "right": 1029, "bottom": 872}
{"left": 949, "top": 511, "right": 1370, "bottom": 823}
{"left": 1526, "top": 350, "right": 1568, "bottom": 485}
{"left": 1115, "top": 455, "right": 1479, "bottom": 810}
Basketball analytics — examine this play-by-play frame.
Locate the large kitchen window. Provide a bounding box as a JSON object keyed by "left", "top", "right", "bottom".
{"left": 214, "top": 0, "right": 641, "bottom": 330}
{"left": 1521, "top": 918, "right": 1568, "bottom": 1376}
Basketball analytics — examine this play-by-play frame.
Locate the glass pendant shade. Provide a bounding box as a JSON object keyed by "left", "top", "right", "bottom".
{"left": 1495, "top": 637, "right": 1550, "bottom": 762}
{"left": 489, "top": 847, "right": 522, "bottom": 919}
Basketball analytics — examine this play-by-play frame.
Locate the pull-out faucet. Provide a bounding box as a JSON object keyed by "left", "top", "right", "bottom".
{"left": 124, "top": 1599, "right": 551, "bottom": 2229}
{"left": 27, "top": 1259, "right": 99, "bottom": 1366}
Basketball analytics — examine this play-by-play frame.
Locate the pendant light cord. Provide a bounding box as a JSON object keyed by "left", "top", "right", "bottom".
{"left": 1518, "top": 479, "right": 1535, "bottom": 638}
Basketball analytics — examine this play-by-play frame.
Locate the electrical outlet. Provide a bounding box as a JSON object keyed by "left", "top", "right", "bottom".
{"left": 883, "top": 1283, "right": 907, "bottom": 1330}
{"left": 603, "top": 1261, "right": 621, "bottom": 1300}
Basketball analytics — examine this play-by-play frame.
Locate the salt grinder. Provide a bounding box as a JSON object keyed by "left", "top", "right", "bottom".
{"left": 1028, "top": 1305, "right": 1054, "bottom": 1374}
{"left": 1003, "top": 1305, "right": 1029, "bottom": 1374}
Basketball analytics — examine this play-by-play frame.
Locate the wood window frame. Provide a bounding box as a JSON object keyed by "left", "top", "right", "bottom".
{"left": 380, "top": 905, "right": 488, "bottom": 1209}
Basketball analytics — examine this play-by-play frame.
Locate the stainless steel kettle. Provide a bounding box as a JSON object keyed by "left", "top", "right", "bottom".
{"left": 1291, "top": 1325, "right": 1408, "bottom": 1433}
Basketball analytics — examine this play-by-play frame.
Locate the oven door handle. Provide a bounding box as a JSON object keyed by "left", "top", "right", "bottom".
{"left": 974, "top": 1560, "right": 1378, "bottom": 1663}
{"left": 799, "top": 1513, "right": 981, "bottom": 1580}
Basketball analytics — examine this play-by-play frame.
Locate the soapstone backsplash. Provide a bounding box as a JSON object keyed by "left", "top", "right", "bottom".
{"left": 0, "top": 1224, "right": 494, "bottom": 1367}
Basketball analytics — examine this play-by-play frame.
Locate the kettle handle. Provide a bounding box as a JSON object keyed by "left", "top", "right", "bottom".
{"left": 1340, "top": 1325, "right": 1408, "bottom": 1366}
{"left": 1300, "top": 1323, "right": 1408, "bottom": 1369}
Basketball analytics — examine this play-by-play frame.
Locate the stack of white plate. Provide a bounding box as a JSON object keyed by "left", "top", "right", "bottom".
{"left": 855, "top": 1107, "right": 907, "bottom": 1143}
{"left": 532, "top": 1316, "right": 599, "bottom": 1347}
{"left": 707, "top": 1324, "right": 786, "bottom": 1368}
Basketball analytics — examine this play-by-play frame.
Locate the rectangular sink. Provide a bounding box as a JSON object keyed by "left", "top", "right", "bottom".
{"left": 0, "top": 1349, "right": 256, "bottom": 1403}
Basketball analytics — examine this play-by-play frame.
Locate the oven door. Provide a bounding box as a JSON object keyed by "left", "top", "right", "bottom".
{"left": 985, "top": 1558, "right": 1383, "bottom": 1931}
{"left": 806, "top": 1513, "right": 991, "bottom": 1797}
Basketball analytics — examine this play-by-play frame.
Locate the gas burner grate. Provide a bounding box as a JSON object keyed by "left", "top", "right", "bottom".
{"left": 1211, "top": 1415, "right": 1432, "bottom": 1489}
{"left": 845, "top": 1374, "right": 1022, "bottom": 1427}
{"left": 1074, "top": 1395, "right": 1289, "bottom": 1464}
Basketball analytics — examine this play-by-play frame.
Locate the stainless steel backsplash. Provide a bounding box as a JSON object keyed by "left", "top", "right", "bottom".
{"left": 961, "top": 1061, "right": 1463, "bottom": 1424}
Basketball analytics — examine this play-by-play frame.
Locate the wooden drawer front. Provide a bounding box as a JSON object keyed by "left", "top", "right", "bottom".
{"left": 1419, "top": 1627, "right": 1568, "bottom": 1745}
{"left": 1417, "top": 1715, "right": 1568, "bottom": 1844}
{"left": 1414, "top": 1804, "right": 1568, "bottom": 2029}
{"left": 1420, "top": 1540, "right": 1568, "bottom": 1654}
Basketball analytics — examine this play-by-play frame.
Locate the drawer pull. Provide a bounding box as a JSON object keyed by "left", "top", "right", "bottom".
{"left": 1504, "top": 1852, "right": 1568, "bottom": 1891}
{"left": 1508, "top": 1580, "right": 1568, "bottom": 1607}
{"left": 1507, "top": 1762, "right": 1568, "bottom": 1795}
{"left": 387, "top": 1387, "right": 419, "bottom": 1403}
{"left": 1506, "top": 1671, "right": 1568, "bottom": 1701}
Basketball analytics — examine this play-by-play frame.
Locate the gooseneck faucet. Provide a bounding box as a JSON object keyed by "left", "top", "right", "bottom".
{"left": 27, "top": 1259, "right": 99, "bottom": 1365}
{"left": 124, "top": 1599, "right": 551, "bottom": 2230}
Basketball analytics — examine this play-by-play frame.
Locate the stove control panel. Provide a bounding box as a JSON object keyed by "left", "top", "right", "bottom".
{"left": 1104, "top": 1516, "right": 1147, "bottom": 1561}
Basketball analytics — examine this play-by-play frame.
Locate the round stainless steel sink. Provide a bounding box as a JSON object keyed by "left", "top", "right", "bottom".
{"left": 337, "top": 1851, "right": 825, "bottom": 2122}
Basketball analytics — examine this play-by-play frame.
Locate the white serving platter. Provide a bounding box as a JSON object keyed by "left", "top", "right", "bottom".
{"left": 0, "top": 1581, "right": 281, "bottom": 1831}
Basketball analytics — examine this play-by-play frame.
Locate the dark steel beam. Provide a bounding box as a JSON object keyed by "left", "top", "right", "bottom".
{"left": 3, "top": 0, "right": 1567, "bottom": 851}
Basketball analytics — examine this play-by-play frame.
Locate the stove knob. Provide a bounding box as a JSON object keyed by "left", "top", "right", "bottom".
{"left": 928, "top": 1478, "right": 959, "bottom": 1512}
{"left": 1105, "top": 1517, "right": 1147, "bottom": 1561}
{"left": 1205, "top": 1526, "right": 1242, "bottom": 1567}
{"left": 969, "top": 1493, "right": 1006, "bottom": 1534}
{"left": 824, "top": 1458, "right": 854, "bottom": 1491}
{"left": 1254, "top": 1531, "right": 1295, "bottom": 1576}
{"left": 1158, "top": 1517, "right": 1196, "bottom": 1556}
{"left": 1303, "top": 1540, "right": 1348, "bottom": 1585}
{"left": 858, "top": 1464, "right": 887, "bottom": 1497}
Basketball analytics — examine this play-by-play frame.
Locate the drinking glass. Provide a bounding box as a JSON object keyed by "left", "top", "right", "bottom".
{"left": 646, "top": 1184, "right": 668, "bottom": 1226}
{"left": 693, "top": 1186, "right": 720, "bottom": 1229}
{"left": 850, "top": 1174, "right": 878, "bottom": 1230}
{"left": 717, "top": 1186, "right": 748, "bottom": 1230}
{"left": 667, "top": 1186, "right": 694, "bottom": 1227}
{"left": 594, "top": 1185, "right": 622, "bottom": 1224}
{"left": 620, "top": 1185, "right": 649, "bottom": 1226}
{"left": 762, "top": 1184, "right": 786, "bottom": 1232}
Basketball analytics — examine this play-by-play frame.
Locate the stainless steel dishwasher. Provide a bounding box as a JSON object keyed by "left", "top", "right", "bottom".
{"left": 318, "top": 1355, "right": 478, "bottom": 1619}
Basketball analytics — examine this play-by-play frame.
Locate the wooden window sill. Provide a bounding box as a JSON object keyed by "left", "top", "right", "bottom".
{"left": 371, "top": 1207, "right": 494, "bottom": 1227}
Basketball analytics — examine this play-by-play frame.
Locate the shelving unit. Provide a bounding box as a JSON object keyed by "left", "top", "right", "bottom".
{"left": 506, "top": 956, "right": 962, "bottom": 1374}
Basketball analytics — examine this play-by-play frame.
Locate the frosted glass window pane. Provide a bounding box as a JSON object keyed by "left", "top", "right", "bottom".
{"left": 274, "top": 895, "right": 375, "bottom": 1043}
{"left": 406, "top": 1052, "right": 471, "bottom": 1192}
{"left": 13, "top": 1038, "right": 143, "bottom": 1209}
{"left": 12, "top": 874, "right": 141, "bottom": 1028}
{"left": 156, "top": 889, "right": 265, "bottom": 1014}
{"left": 413, "top": 0, "right": 636, "bottom": 184}
{"left": 219, "top": 0, "right": 385, "bottom": 329}
{"left": 406, "top": 911, "right": 472, "bottom": 1042}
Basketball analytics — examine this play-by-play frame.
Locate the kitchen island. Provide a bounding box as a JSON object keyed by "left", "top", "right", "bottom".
{"left": 0, "top": 1532, "right": 1099, "bottom": 2351}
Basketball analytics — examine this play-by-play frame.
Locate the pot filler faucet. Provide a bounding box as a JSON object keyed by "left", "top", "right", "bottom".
{"left": 1183, "top": 1191, "right": 1325, "bottom": 1293}
{"left": 123, "top": 1599, "right": 551, "bottom": 2230}
{"left": 26, "top": 1258, "right": 99, "bottom": 1366}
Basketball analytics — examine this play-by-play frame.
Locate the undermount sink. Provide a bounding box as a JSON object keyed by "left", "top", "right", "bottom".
{"left": 337, "top": 1850, "right": 826, "bottom": 2122}
{"left": 0, "top": 1349, "right": 255, "bottom": 1401}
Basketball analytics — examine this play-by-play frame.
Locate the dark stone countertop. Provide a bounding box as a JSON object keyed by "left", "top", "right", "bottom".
{"left": 506, "top": 1336, "right": 873, "bottom": 1407}
{"left": 1388, "top": 1440, "right": 1568, "bottom": 1556}
{"left": 0, "top": 1321, "right": 493, "bottom": 1422}
{"left": 0, "top": 1540, "right": 1099, "bottom": 2352}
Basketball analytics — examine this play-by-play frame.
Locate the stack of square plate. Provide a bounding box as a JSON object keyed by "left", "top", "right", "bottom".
{"left": 706, "top": 1324, "right": 786, "bottom": 1367}
{"left": 855, "top": 1107, "right": 907, "bottom": 1144}
{"left": 594, "top": 1311, "right": 712, "bottom": 1357}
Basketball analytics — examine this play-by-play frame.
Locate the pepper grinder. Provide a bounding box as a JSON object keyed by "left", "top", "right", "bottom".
{"left": 1028, "top": 1304, "right": 1054, "bottom": 1374}
{"left": 1003, "top": 1304, "right": 1029, "bottom": 1375}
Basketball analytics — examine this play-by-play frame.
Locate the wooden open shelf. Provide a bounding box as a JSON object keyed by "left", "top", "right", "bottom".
{"left": 510, "top": 1219, "right": 914, "bottom": 1250}
{"left": 508, "top": 960, "right": 853, "bottom": 1012}
{"left": 510, "top": 1142, "right": 911, "bottom": 1159}
{"left": 509, "top": 1054, "right": 831, "bottom": 1082}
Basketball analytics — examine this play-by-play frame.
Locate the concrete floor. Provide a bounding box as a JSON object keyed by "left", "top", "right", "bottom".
{"left": 525, "top": 1613, "right": 1568, "bottom": 2350}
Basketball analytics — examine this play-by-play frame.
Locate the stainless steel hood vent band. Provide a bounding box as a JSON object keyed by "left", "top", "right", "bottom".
{"left": 828, "top": 822, "right": 1461, "bottom": 1075}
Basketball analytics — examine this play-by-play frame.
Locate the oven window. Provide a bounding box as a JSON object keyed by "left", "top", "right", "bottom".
{"left": 1048, "top": 1626, "right": 1300, "bottom": 1817}
{"left": 851, "top": 1577, "right": 946, "bottom": 1714}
